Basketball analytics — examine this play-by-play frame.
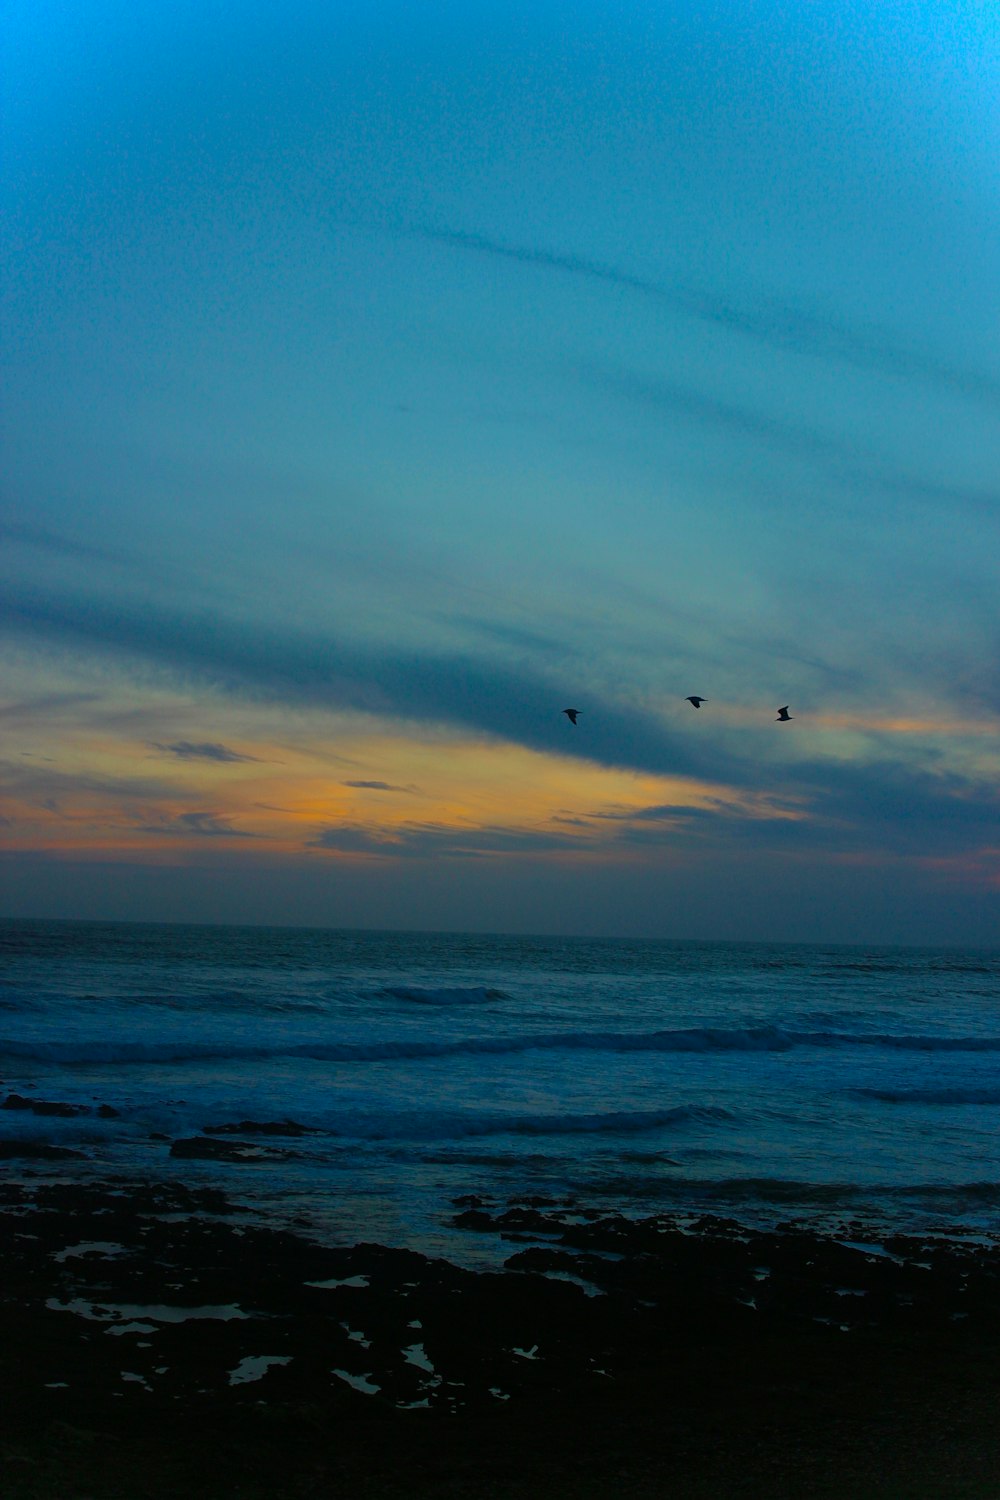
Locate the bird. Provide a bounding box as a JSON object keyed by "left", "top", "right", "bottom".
{"left": 776, "top": 706, "right": 793, "bottom": 722}
{"left": 562, "top": 708, "right": 580, "bottom": 725}
{"left": 686, "top": 696, "right": 706, "bottom": 708}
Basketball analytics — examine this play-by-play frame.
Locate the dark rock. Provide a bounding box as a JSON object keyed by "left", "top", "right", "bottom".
{"left": 451, "top": 1209, "right": 495, "bottom": 1230}
{"left": 0, "top": 1140, "right": 86, "bottom": 1160}
{"left": 169, "top": 1136, "right": 300, "bottom": 1161}
{"left": 202, "top": 1118, "right": 319, "bottom": 1137}
{"left": 2, "top": 1093, "right": 86, "bottom": 1117}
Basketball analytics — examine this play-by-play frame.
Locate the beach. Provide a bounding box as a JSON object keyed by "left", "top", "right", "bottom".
{"left": 3, "top": 1171, "right": 1000, "bottom": 1499}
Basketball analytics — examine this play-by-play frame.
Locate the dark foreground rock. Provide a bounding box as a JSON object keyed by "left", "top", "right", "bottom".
{"left": 2, "top": 1179, "right": 999, "bottom": 1499}
{"left": 168, "top": 1136, "right": 302, "bottom": 1161}
{"left": 0, "top": 1141, "right": 86, "bottom": 1160}
{"left": 2, "top": 1094, "right": 120, "bottom": 1119}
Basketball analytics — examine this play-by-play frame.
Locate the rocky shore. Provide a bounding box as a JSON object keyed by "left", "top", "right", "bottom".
{"left": 3, "top": 1171, "right": 1000, "bottom": 1498}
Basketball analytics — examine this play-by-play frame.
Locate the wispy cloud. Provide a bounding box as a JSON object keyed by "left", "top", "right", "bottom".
{"left": 562, "top": 757, "right": 1000, "bottom": 865}
{"left": 0, "top": 758, "right": 181, "bottom": 803}
{"left": 0, "top": 691, "right": 103, "bottom": 722}
{"left": 592, "top": 802, "right": 736, "bottom": 823}
{"left": 137, "top": 811, "right": 263, "bottom": 839}
{"left": 598, "top": 367, "right": 1000, "bottom": 514}
{"left": 0, "top": 519, "right": 124, "bottom": 566}
{"left": 0, "top": 586, "right": 740, "bottom": 786}
{"left": 416, "top": 225, "right": 1000, "bottom": 407}
{"left": 413, "top": 226, "right": 669, "bottom": 300}
{"left": 786, "top": 758, "right": 1000, "bottom": 858}
{"left": 603, "top": 369, "right": 848, "bottom": 464}
{"left": 308, "top": 820, "right": 585, "bottom": 859}
{"left": 342, "top": 779, "right": 416, "bottom": 792}
{"left": 150, "top": 740, "right": 261, "bottom": 763}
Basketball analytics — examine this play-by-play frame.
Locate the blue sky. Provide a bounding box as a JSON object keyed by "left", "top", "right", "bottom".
{"left": 2, "top": 0, "right": 999, "bottom": 941}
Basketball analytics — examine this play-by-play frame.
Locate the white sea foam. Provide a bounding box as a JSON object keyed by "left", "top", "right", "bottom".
{"left": 228, "top": 1355, "right": 292, "bottom": 1385}
{"left": 46, "top": 1299, "right": 250, "bottom": 1323}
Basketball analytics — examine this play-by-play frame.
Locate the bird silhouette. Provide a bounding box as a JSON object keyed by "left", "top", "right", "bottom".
{"left": 562, "top": 709, "right": 580, "bottom": 725}
{"left": 776, "top": 706, "right": 793, "bottom": 722}
{"left": 686, "top": 696, "right": 706, "bottom": 708}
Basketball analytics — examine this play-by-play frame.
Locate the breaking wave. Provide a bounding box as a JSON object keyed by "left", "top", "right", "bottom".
{"left": 4, "top": 1024, "right": 1000, "bottom": 1068}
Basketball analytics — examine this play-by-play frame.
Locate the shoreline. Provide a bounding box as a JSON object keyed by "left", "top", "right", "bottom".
{"left": 3, "top": 1175, "right": 999, "bottom": 1497}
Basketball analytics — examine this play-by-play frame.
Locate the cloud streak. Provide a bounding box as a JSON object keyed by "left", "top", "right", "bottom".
{"left": 0, "top": 758, "right": 182, "bottom": 804}
{"left": 0, "top": 586, "right": 743, "bottom": 787}
{"left": 416, "top": 225, "right": 1000, "bottom": 408}
{"left": 308, "top": 820, "right": 584, "bottom": 859}
{"left": 600, "top": 369, "right": 1000, "bottom": 513}
{"left": 137, "top": 811, "right": 263, "bottom": 839}
{"left": 150, "top": 740, "right": 261, "bottom": 763}
{"left": 342, "top": 780, "right": 416, "bottom": 792}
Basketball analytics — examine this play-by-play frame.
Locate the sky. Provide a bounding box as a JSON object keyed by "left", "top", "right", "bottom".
{"left": 2, "top": 0, "right": 999, "bottom": 943}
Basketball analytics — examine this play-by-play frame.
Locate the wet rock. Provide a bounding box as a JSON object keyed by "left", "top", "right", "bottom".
{"left": 169, "top": 1136, "right": 300, "bottom": 1161}
{"left": 2, "top": 1094, "right": 120, "bottom": 1119}
{"left": 2, "top": 1094, "right": 87, "bottom": 1117}
{"left": 0, "top": 1141, "right": 86, "bottom": 1160}
{"left": 203, "top": 1119, "right": 319, "bottom": 1137}
{"left": 451, "top": 1209, "right": 495, "bottom": 1231}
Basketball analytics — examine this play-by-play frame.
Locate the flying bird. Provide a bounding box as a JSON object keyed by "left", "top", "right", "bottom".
{"left": 776, "top": 706, "right": 793, "bottom": 722}
{"left": 562, "top": 709, "right": 580, "bottom": 725}
{"left": 686, "top": 696, "right": 706, "bottom": 708}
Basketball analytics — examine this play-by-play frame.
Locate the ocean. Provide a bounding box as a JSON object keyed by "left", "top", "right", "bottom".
{"left": 2, "top": 920, "right": 998, "bottom": 1263}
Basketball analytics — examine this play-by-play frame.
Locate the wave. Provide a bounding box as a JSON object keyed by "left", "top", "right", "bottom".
{"left": 380, "top": 985, "right": 507, "bottom": 1006}
{"left": 318, "top": 1103, "right": 733, "bottom": 1141}
{"left": 7, "top": 1103, "right": 726, "bottom": 1144}
{"left": 850, "top": 1087, "right": 1000, "bottom": 1106}
{"left": 4, "top": 1023, "right": 1000, "bottom": 1068}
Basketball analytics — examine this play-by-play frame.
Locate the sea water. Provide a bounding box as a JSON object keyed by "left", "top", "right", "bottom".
{"left": 1, "top": 920, "right": 998, "bottom": 1261}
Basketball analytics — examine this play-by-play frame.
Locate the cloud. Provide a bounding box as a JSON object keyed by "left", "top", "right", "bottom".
{"left": 599, "top": 368, "right": 1000, "bottom": 512}
{"left": 416, "top": 225, "right": 1000, "bottom": 408}
{"left": 0, "top": 691, "right": 103, "bottom": 722}
{"left": 570, "top": 760, "right": 1000, "bottom": 864}
{"left": 593, "top": 802, "right": 733, "bottom": 823}
{"left": 0, "top": 519, "right": 124, "bottom": 566}
{"left": 308, "top": 820, "right": 586, "bottom": 859}
{"left": 342, "top": 780, "right": 415, "bottom": 792}
{"left": 0, "top": 758, "right": 181, "bottom": 803}
{"left": 150, "top": 740, "right": 261, "bottom": 763}
{"left": 787, "top": 758, "right": 1000, "bottom": 858}
{"left": 603, "top": 369, "right": 851, "bottom": 464}
{"left": 137, "top": 811, "right": 263, "bottom": 839}
{"left": 442, "top": 614, "right": 565, "bottom": 657}
{"left": 4, "top": 589, "right": 998, "bottom": 877}
{"left": 415, "top": 226, "right": 663, "bottom": 296}
{"left": 0, "top": 586, "right": 743, "bottom": 787}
